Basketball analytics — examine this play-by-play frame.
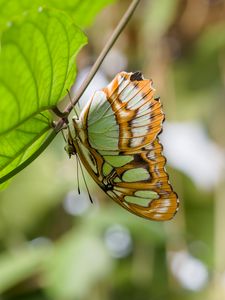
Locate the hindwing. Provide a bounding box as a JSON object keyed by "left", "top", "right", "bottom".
{"left": 104, "top": 139, "right": 179, "bottom": 221}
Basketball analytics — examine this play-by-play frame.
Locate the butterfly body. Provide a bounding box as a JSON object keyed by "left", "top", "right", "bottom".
{"left": 67, "top": 72, "right": 179, "bottom": 221}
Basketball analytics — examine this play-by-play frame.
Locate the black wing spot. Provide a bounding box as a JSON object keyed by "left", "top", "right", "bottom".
{"left": 130, "top": 71, "right": 143, "bottom": 82}
{"left": 106, "top": 184, "right": 113, "bottom": 190}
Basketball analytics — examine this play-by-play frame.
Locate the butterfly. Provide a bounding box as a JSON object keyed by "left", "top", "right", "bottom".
{"left": 65, "top": 71, "right": 179, "bottom": 221}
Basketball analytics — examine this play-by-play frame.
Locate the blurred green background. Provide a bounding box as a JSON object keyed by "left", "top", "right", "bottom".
{"left": 1, "top": 0, "right": 225, "bottom": 299}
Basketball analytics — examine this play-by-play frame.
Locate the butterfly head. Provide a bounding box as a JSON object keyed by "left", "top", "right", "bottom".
{"left": 64, "top": 143, "right": 76, "bottom": 158}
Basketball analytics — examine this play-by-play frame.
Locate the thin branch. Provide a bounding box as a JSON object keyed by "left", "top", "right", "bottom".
{"left": 52, "top": 106, "right": 68, "bottom": 118}
{"left": 64, "top": 0, "right": 141, "bottom": 115}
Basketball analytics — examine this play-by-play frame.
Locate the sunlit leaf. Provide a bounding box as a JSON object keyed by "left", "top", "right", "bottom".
{"left": 0, "top": 0, "right": 116, "bottom": 30}
{"left": 47, "top": 0, "right": 116, "bottom": 27}
{"left": 0, "top": 7, "right": 87, "bottom": 186}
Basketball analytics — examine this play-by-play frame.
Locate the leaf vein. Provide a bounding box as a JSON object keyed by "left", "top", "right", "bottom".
{"left": 5, "top": 40, "right": 39, "bottom": 107}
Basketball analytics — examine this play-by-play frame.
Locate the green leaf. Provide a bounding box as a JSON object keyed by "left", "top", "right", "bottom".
{"left": 0, "top": 7, "right": 87, "bottom": 186}
{"left": 0, "top": 113, "right": 52, "bottom": 186}
{"left": 57, "top": 0, "right": 116, "bottom": 27}
{"left": 0, "top": 0, "right": 116, "bottom": 30}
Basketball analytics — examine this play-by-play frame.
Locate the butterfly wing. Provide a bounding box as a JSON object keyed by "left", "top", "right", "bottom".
{"left": 71, "top": 71, "right": 179, "bottom": 221}
{"left": 103, "top": 139, "right": 179, "bottom": 221}
{"left": 79, "top": 71, "right": 164, "bottom": 153}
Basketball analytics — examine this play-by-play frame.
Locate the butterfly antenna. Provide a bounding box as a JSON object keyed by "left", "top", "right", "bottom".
{"left": 76, "top": 154, "right": 81, "bottom": 194}
{"left": 66, "top": 89, "right": 79, "bottom": 119}
{"left": 76, "top": 155, "right": 93, "bottom": 204}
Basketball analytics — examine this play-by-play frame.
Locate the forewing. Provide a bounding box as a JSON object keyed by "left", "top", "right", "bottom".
{"left": 80, "top": 72, "right": 164, "bottom": 153}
